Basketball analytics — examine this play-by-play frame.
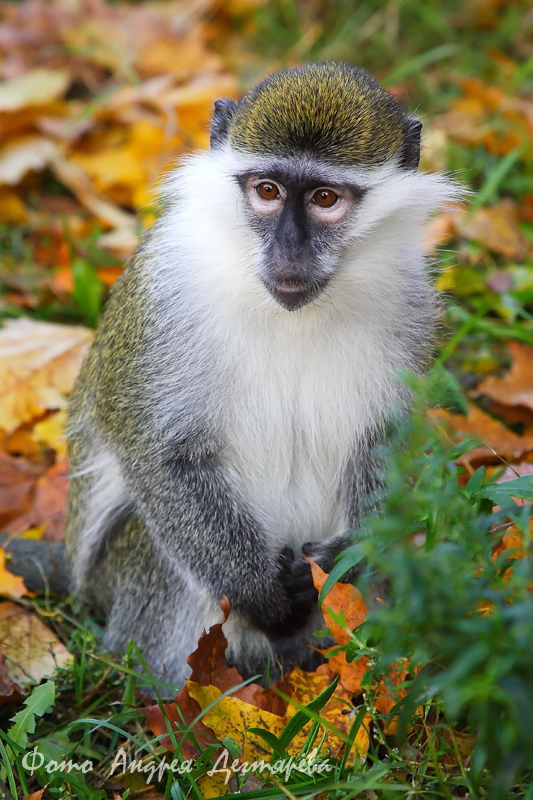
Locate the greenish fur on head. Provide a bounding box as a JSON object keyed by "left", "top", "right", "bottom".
{"left": 228, "top": 62, "right": 411, "bottom": 168}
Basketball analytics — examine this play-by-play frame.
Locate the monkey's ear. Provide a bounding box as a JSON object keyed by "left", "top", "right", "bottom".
{"left": 210, "top": 98, "right": 237, "bottom": 150}
{"left": 399, "top": 117, "right": 422, "bottom": 170}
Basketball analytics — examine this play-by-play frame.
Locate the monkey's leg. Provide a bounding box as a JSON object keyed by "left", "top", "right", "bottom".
{"left": 92, "top": 517, "right": 223, "bottom": 695}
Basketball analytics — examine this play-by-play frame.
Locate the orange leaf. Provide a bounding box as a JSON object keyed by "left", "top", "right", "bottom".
{"left": 310, "top": 561, "right": 368, "bottom": 645}
{"left": 431, "top": 404, "right": 533, "bottom": 467}
{"left": 23, "top": 790, "right": 45, "bottom": 800}
{"left": 477, "top": 342, "right": 533, "bottom": 414}
{"left": 6, "top": 460, "right": 68, "bottom": 542}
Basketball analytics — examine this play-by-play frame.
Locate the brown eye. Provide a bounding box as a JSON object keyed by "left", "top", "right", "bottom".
{"left": 256, "top": 182, "right": 280, "bottom": 201}
{"left": 312, "top": 189, "right": 338, "bottom": 208}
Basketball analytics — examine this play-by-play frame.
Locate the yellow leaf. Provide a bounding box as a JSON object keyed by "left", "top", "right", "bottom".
{"left": 197, "top": 770, "right": 231, "bottom": 798}
{"left": 19, "top": 525, "right": 47, "bottom": 541}
{"left": 51, "top": 154, "right": 136, "bottom": 230}
{"left": 187, "top": 681, "right": 287, "bottom": 759}
{"left": 33, "top": 410, "right": 67, "bottom": 458}
{"left": 0, "top": 68, "right": 70, "bottom": 113}
{"left": 286, "top": 667, "right": 370, "bottom": 762}
{"left": 0, "top": 549, "right": 27, "bottom": 599}
{"left": 138, "top": 32, "right": 222, "bottom": 79}
{"left": 0, "top": 188, "right": 27, "bottom": 222}
{"left": 71, "top": 148, "right": 146, "bottom": 192}
{"left": 0, "top": 318, "right": 93, "bottom": 434}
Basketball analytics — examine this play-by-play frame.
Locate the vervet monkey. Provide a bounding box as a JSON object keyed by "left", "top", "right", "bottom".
{"left": 65, "top": 62, "right": 455, "bottom": 692}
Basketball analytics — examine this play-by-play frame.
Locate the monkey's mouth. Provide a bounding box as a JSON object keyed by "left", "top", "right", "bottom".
{"left": 267, "top": 279, "right": 327, "bottom": 311}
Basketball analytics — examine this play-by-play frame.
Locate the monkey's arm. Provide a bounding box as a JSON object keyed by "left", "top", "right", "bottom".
{"left": 116, "top": 446, "right": 314, "bottom": 638}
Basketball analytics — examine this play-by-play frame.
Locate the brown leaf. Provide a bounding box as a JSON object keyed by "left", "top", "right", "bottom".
{"left": 51, "top": 155, "right": 136, "bottom": 231}
{"left": 0, "top": 318, "right": 93, "bottom": 434}
{"left": 431, "top": 404, "right": 533, "bottom": 467}
{"left": 477, "top": 342, "right": 533, "bottom": 414}
{"left": 142, "top": 685, "right": 217, "bottom": 760}
{"left": 6, "top": 460, "right": 68, "bottom": 541}
{"left": 186, "top": 597, "right": 243, "bottom": 692}
{"left": 0, "top": 600, "right": 72, "bottom": 686}
{"left": 22, "top": 790, "right": 46, "bottom": 800}
{"left": 0, "top": 650, "right": 24, "bottom": 705}
{"left": 456, "top": 200, "right": 527, "bottom": 260}
{"left": 0, "top": 449, "right": 44, "bottom": 530}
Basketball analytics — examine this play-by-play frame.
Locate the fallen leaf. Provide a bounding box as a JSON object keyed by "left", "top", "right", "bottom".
{"left": 0, "top": 651, "right": 23, "bottom": 704}
{"left": 0, "top": 187, "right": 27, "bottom": 222}
{"left": 0, "top": 318, "right": 93, "bottom": 434}
{"left": 51, "top": 154, "right": 136, "bottom": 230}
{"left": 22, "top": 790, "right": 46, "bottom": 800}
{"left": 144, "top": 591, "right": 369, "bottom": 777}
{"left": 32, "top": 409, "right": 67, "bottom": 458}
{"left": 284, "top": 665, "right": 370, "bottom": 762}
{"left": 310, "top": 561, "right": 368, "bottom": 645}
{"left": 431, "top": 404, "right": 533, "bottom": 466}
{"left": 477, "top": 342, "right": 533, "bottom": 413}
{"left": 457, "top": 200, "right": 527, "bottom": 260}
{"left": 7, "top": 460, "right": 68, "bottom": 541}
{"left": 0, "top": 549, "right": 27, "bottom": 599}
{"left": 0, "top": 68, "right": 69, "bottom": 112}
{"left": 0, "top": 601, "right": 72, "bottom": 686}
{"left": 0, "top": 449, "right": 45, "bottom": 531}
{"left": 0, "top": 136, "right": 57, "bottom": 185}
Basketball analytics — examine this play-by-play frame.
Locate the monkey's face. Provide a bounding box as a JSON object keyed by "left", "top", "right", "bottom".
{"left": 237, "top": 160, "right": 366, "bottom": 310}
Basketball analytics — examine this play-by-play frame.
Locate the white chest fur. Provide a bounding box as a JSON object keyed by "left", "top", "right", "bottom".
{"left": 212, "top": 297, "right": 399, "bottom": 549}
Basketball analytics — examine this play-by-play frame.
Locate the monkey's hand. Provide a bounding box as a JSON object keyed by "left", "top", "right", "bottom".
{"left": 258, "top": 547, "right": 319, "bottom": 640}
{"left": 301, "top": 536, "right": 360, "bottom": 583}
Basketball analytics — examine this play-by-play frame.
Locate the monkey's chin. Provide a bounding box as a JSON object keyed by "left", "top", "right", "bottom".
{"left": 267, "top": 280, "right": 327, "bottom": 311}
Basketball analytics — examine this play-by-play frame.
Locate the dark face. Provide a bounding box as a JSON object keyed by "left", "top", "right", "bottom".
{"left": 237, "top": 162, "right": 366, "bottom": 310}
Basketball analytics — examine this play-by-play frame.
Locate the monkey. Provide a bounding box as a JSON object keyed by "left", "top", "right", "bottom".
{"left": 62, "top": 61, "right": 456, "bottom": 694}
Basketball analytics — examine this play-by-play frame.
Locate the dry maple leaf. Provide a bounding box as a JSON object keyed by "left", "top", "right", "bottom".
{"left": 0, "top": 317, "right": 93, "bottom": 434}
{"left": 143, "top": 588, "right": 369, "bottom": 796}
{"left": 6, "top": 459, "right": 68, "bottom": 541}
{"left": 431, "top": 403, "right": 533, "bottom": 468}
{"left": 0, "top": 449, "right": 45, "bottom": 531}
{"left": 311, "top": 562, "right": 410, "bottom": 733}
{"left": 22, "top": 791, "right": 46, "bottom": 800}
{"left": 477, "top": 342, "right": 533, "bottom": 415}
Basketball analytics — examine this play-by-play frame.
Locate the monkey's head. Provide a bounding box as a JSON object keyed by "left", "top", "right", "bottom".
{"left": 208, "top": 62, "right": 424, "bottom": 311}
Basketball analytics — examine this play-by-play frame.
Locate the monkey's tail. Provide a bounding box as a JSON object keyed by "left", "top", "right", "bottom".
{"left": 0, "top": 534, "right": 70, "bottom": 597}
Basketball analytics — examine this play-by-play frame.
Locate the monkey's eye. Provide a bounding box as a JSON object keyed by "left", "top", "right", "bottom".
{"left": 256, "top": 182, "right": 280, "bottom": 201}
{"left": 312, "top": 189, "right": 338, "bottom": 208}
